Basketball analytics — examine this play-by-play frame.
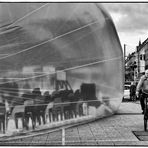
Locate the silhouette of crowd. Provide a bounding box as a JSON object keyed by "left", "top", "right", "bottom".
{"left": 0, "top": 80, "right": 89, "bottom": 133}
{"left": 0, "top": 78, "right": 100, "bottom": 134}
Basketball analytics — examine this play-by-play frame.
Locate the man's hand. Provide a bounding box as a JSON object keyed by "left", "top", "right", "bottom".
{"left": 136, "top": 91, "right": 139, "bottom": 98}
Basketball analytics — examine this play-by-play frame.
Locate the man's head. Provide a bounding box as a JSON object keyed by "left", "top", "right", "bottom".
{"left": 145, "top": 69, "right": 148, "bottom": 78}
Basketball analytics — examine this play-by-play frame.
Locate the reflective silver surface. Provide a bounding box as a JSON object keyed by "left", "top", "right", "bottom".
{"left": 0, "top": 3, "right": 123, "bottom": 135}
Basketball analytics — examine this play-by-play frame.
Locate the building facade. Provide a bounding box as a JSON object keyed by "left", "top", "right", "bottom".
{"left": 125, "top": 39, "right": 148, "bottom": 82}
{"left": 125, "top": 52, "right": 136, "bottom": 81}
{"left": 144, "top": 39, "right": 148, "bottom": 70}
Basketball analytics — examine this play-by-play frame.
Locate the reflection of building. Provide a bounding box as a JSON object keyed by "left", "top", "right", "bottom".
{"left": 22, "top": 65, "right": 56, "bottom": 91}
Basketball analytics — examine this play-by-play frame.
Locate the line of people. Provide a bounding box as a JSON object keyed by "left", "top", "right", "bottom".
{"left": 0, "top": 86, "right": 85, "bottom": 133}
{"left": 0, "top": 81, "right": 100, "bottom": 134}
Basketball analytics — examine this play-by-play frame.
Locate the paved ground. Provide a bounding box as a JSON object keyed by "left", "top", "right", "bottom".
{"left": 1, "top": 101, "right": 148, "bottom": 146}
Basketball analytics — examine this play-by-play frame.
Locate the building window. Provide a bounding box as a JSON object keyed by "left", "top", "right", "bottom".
{"left": 140, "top": 54, "right": 145, "bottom": 60}
{"left": 145, "top": 65, "right": 148, "bottom": 70}
{"left": 144, "top": 54, "right": 146, "bottom": 60}
{"left": 140, "top": 54, "right": 142, "bottom": 60}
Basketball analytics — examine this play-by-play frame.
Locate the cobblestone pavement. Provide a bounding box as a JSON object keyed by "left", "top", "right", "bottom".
{"left": 1, "top": 101, "right": 148, "bottom": 146}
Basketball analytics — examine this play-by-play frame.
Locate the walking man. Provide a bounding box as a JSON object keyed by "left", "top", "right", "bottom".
{"left": 130, "top": 82, "right": 136, "bottom": 101}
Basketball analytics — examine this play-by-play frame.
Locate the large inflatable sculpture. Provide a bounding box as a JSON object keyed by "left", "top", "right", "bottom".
{"left": 0, "top": 3, "right": 123, "bottom": 135}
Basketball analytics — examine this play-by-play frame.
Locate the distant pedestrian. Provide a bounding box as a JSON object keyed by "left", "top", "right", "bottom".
{"left": 130, "top": 82, "right": 136, "bottom": 101}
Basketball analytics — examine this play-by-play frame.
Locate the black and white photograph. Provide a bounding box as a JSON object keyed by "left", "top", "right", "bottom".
{"left": 0, "top": 1, "right": 148, "bottom": 146}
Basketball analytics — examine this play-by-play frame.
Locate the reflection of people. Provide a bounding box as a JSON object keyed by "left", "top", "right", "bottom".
{"left": 136, "top": 70, "right": 148, "bottom": 114}
{"left": 0, "top": 94, "right": 6, "bottom": 133}
{"left": 0, "top": 77, "right": 11, "bottom": 104}
{"left": 8, "top": 81, "right": 19, "bottom": 109}
{"left": 23, "top": 80, "right": 31, "bottom": 93}
{"left": 43, "top": 91, "right": 51, "bottom": 104}
{"left": 0, "top": 77, "right": 9, "bottom": 95}
{"left": 130, "top": 82, "right": 136, "bottom": 101}
{"left": 12, "top": 81, "right": 19, "bottom": 96}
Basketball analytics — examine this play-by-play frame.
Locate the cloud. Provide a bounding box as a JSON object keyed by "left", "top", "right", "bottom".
{"left": 102, "top": 3, "right": 148, "bottom": 33}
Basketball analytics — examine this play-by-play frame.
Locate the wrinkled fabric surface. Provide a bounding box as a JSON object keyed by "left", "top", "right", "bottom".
{"left": 0, "top": 3, "right": 123, "bottom": 126}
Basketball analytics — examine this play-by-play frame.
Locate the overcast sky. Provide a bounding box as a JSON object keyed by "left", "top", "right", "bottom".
{"left": 102, "top": 3, "right": 148, "bottom": 56}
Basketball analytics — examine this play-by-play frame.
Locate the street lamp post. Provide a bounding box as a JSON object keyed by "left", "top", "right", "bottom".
{"left": 136, "top": 45, "right": 140, "bottom": 78}
{"left": 124, "top": 44, "right": 126, "bottom": 82}
{"left": 124, "top": 44, "right": 126, "bottom": 62}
